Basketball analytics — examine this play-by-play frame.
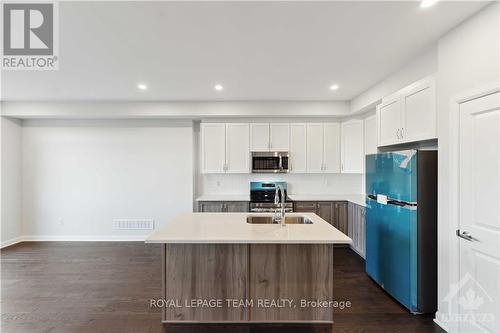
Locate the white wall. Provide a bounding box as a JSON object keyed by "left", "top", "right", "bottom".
{"left": 435, "top": 2, "right": 500, "bottom": 328}
{"left": 1, "top": 101, "right": 350, "bottom": 119}
{"left": 21, "top": 120, "right": 194, "bottom": 240}
{"left": 199, "top": 173, "right": 363, "bottom": 196}
{"left": 350, "top": 45, "right": 438, "bottom": 114}
{"left": 1, "top": 117, "right": 23, "bottom": 247}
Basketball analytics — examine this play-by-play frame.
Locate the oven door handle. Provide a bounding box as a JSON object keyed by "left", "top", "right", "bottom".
{"left": 278, "top": 155, "right": 283, "bottom": 171}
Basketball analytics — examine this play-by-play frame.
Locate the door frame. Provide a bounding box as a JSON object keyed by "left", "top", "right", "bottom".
{"left": 439, "top": 82, "right": 500, "bottom": 332}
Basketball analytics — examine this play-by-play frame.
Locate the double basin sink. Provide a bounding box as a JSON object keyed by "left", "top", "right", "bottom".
{"left": 246, "top": 215, "right": 313, "bottom": 225}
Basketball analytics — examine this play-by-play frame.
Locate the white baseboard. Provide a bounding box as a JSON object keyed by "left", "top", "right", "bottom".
{"left": 23, "top": 235, "right": 147, "bottom": 242}
{"left": 1, "top": 235, "right": 147, "bottom": 248}
{"left": 434, "top": 312, "right": 451, "bottom": 333}
{"left": 349, "top": 245, "right": 366, "bottom": 260}
{"left": 1, "top": 236, "right": 24, "bottom": 249}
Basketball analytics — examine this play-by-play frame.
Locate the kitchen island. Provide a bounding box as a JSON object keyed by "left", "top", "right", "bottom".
{"left": 146, "top": 212, "right": 351, "bottom": 324}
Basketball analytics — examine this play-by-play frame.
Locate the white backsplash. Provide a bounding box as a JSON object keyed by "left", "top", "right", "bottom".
{"left": 198, "top": 173, "right": 364, "bottom": 196}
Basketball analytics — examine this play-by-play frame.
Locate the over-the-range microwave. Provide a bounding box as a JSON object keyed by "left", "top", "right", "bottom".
{"left": 251, "top": 152, "right": 289, "bottom": 173}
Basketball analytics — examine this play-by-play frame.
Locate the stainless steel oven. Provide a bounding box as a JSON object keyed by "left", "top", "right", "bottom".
{"left": 249, "top": 181, "right": 294, "bottom": 213}
{"left": 251, "top": 152, "right": 289, "bottom": 173}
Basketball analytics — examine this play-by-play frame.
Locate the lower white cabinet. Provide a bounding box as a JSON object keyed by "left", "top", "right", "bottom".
{"left": 341, "top": 120, "right": 364, "bottom": 173}
{"left": 201, "top": 123, "right": 249, "bottom": 174}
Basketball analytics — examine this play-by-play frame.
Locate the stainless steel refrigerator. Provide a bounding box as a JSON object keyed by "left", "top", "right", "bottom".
{"left": 365, "top": 150, "right": 437, "bottom": 313}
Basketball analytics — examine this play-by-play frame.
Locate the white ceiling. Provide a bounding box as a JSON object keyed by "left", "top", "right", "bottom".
{"left": 1, "top": 1, "right": 489, "bottom": 101}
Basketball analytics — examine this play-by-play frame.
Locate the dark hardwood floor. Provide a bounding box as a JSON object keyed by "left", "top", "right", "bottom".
{"left": 1, "top": 242, "right": 444, "bottom": 333}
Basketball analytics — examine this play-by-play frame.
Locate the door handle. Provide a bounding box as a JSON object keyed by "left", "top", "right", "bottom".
{"left": 456, "top": 229, "right": 477, "bottom": 242}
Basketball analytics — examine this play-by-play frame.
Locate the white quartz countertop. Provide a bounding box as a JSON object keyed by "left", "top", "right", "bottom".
{"left": 145, "top": 212, "right": 352, "bottom": 244}
{"left": 195, "top": 194, "right": 366, "bottom": 207}
{"left": 288, "top": 194, "right": 366, "bottom": 207}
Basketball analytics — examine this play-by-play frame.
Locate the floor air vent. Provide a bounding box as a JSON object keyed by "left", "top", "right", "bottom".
{"left": 113, "top": 219, "right": 155, "bottom": 230}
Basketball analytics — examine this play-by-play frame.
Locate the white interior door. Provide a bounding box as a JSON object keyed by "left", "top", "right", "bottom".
{"left": 269, "top": 123, "right": 290, "bottom": 151}
{"left": 225, "top": 123, "right": 249, "bottom": 173}
{"left": 458, "top": 91, "right": 500, "bottom": 333}
{"left": 250, "top": 123, "right": 270, "bottom": 151}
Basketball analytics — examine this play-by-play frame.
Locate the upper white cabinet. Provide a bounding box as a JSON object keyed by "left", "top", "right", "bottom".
{"left": 225, "top": 123, "right": 250, "bottom": 173}
{"left": 202, "top": 120, "right": 369, "bottom": 174}
{"left": 290, "top": 123, "right": 307, "bottom": 173}
{"left": 364, "top": 115, "right": 377, "bottom": 155}
{"left": 377, "top": 76, "right": 436, "bottom": 147}
{"left": 250, "top": 123, "right": 270, "bottom": 151}
{"left": 377, "top": 94, "right": 402, "bottom": 146}
{"left": 306, "top": 123, "right": 340, "bottom": 173}
{"left": 250, "top": 123, "right": 289, "bottom": 151}
{"left": 270, "top": 123, "right": 290, "bottom": 151}
{"left": 401, "top": 77, "right": 436, "bottom": 142}
{"left": 201, "top": 123, "right": 226, "bottom": 173}
{"left": 323, "top": 123, "right": 341, "bottom": 173}
{"left": 341, "top": 120, "right": 364, "bottom": 173}
{"left": 306, "top": 123, "right": 324, "bottom": 173}
{"left": 201, "top": 123, "right": 249, "bottom": 174}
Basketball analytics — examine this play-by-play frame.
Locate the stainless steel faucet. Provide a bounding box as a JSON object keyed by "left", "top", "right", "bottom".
{"left": 274, "top": 185, "right": 286, "bottom": 226}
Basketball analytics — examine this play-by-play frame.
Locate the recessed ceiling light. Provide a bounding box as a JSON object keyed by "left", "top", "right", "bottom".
{"left": 214, "top": 84, "right": 224, "bottom": 91}
{"left": 420, "top": 0, "right": 439, "bottom": 8}
{"left": 137, "top": 83, "right": 148, "bottom": 91}
{"left": 329, "top": 84, "right": 339, "bottom": 91}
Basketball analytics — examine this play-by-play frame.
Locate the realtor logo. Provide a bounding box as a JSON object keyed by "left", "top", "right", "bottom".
{"left": 2, "top": 2, "right": 59, "bottom": 70}
{"left": 440, "top": 273, "right": 495, "bottom": 330}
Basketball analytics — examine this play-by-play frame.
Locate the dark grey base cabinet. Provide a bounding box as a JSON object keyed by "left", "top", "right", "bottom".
{"left": 198, "top": 201, "right": 249, "bottom": 213}
{"left": 294, "top": 201, "right": 348, "bottom": 235}
{"left": 295, "top": 200, "right": 365, "bottom": 258}
{"left": 348, "top": 202, "right": 366, "bottom": 259}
